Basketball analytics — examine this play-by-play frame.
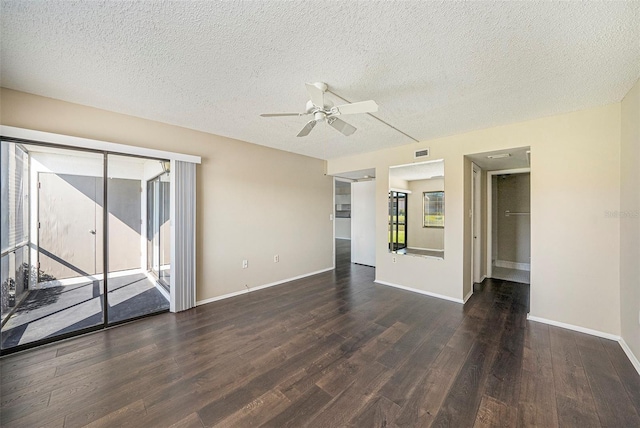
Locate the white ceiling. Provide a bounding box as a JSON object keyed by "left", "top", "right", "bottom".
{"left": 467, "top": 147, "right": 530, "bottom": 171}
{"left": 333, "top": 168, "right": 376, "bottom": 181}
{"left": 1, "top": 1, "right": 638, "bottom": 160}
{"left": 390, "top": 160, "right": 444, "bottom": 182}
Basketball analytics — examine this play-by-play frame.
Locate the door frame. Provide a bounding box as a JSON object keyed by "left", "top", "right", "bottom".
{"left": 147, "top": 171, "right": 170, "bottom": 290}
{"left": 470, "top": 162, "right": 482, "bottom": 286}
{"left": 486, "top": 167, "right": 531, "bottom": 279}
{"left": 0, "top": 136, "right": 176, "bottom": 355}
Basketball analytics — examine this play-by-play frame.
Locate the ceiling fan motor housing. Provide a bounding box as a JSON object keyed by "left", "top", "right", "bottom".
{"left": 305, "top": 99, "right": 334, "bottom": 114}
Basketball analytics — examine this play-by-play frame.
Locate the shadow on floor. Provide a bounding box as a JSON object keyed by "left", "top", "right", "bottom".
{"left": 1, "top": 272, "right": 169, "bottom": 349}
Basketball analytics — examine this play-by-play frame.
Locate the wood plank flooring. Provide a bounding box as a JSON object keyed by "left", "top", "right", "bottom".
{"left": 1, "top": 239, "right": 639, "bottom": 427}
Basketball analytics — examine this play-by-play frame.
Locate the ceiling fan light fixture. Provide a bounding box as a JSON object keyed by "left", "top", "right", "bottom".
{"left": 261, "top": 82, "right": 378, "bottom": 137}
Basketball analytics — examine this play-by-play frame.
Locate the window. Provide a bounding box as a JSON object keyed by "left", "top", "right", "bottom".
{"left": 423, "top": 191, "right": 444, "bottom": 228}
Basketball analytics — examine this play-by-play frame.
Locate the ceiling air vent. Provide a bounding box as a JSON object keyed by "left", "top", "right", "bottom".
{"left": 414, "top": 148, "right": 430, "bottom": 159}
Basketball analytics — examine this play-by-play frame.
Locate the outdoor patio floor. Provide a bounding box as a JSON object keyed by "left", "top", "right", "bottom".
{"left": 1, "top": 272, "right": 169, "bottom": 349}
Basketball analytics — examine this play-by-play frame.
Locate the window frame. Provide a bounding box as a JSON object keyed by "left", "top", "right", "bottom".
{"left": 423, "top": 191, "right": 444, "bottom": 228}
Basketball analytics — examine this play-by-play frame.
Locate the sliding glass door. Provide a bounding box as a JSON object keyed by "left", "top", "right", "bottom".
{"left": 107, "top": 155, "right": 170, "bottom": 324}
{"left": 1, "top": 141, "right": 171, "bottom": 353}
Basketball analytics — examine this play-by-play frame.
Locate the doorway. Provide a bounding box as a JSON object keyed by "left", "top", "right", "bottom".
{"left": 465, "top": 147, "right": 531, "bottom": 302}
{"left": 488, "top": 169, "right": 531, "bottom": 284}
{"left": 331, "top": 168, "right": 376, "bottom": 268}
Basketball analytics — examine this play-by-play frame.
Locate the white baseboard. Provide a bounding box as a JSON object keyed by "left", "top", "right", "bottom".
{"left": 495, "top": 260, "right": 530, "bottom": 271}
{"left": 474, "top": 275, "right": 487, "bottom": 284}
{"left": 463, "top": 290, "right": 473, "bottom": 303}
{"left": 196, "top": 267, "right": 334, "bottom": 306}
{"left": 527, "top": 315, "right": 640, "bottom": 376}
{"left": 526, "top": 315, "right": 620, "bottom": 341}
{"left": 374, "top": 280, "right": 464, "bottom": 304}
{"left": 619, "top": 338, "right": 640, "bottom": 376}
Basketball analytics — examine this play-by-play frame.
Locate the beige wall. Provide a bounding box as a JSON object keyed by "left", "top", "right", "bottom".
{"left": 0, "top": 88, "right": 334, "bottom": 302}
{"left": 620, "top": 78, "right": 640, "bottom": 362}
{"left": 328, "top": 103, "right": 622, "bottom": 335}
{"left": 407, "top": 178, "right": 444, "bottom": 250}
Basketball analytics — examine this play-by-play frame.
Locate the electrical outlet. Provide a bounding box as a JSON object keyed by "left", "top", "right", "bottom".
{"left": 392, "top": 256, "right": 397, "bottom": 263}
{"left": 330, "top": 213, "right": 334, "bottom": 221}
{"left": 242, "top": 260, "right": 248, "bottom": 269}
{"left": 274, "top": 254, "right": 279, "bottom": 263}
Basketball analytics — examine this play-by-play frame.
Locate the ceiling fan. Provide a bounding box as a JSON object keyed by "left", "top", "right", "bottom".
{"left": 260, "top": 82, "right": 378, "bottom": 137}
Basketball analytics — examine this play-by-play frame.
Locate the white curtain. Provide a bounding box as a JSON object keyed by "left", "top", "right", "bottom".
{"left": 170, "top": 160, "right": 196, "bottom": 312}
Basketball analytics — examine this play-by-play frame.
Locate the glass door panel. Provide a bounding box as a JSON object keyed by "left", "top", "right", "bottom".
{"left": 147, "top": 171, "right": 170, "bottom": 290}
{"left": 159, "top": 172, "right": 171, "bottom": 286}
{"left": 106, "top": 155, "right": 169, "bottom": 324}
{"left": 1, "top": 143, "right": 173, "bottom": 353}
{"left": 1, "top": 142, "right": 105, "bottom": 351}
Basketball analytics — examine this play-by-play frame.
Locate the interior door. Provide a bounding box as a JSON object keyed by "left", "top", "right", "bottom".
{"left": 351, "top": 180, "right": 376, "bottom": 267}
{"left": 38, "top": 173, "right": 100, "bottom": 280}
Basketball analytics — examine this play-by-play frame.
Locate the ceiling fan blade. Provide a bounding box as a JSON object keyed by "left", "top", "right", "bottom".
{"left": 327, "top": 117, "right": 357, "bottom": 136}
{"left": 332, "top": 100, "right": 378, "bottom": 116}
{"left": 297, "top": 120, "right": 317, "bottom": 137}
{"left": 305, "top": 83, "right": 325, "bottom": 108}
{"left": 260, "top": 112, "right": 304, "bottom": 117}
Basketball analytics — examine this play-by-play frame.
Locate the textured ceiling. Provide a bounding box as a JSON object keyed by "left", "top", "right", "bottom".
{"left": 1, "top": 1, "right": 639, "bottom": 160}
{"left": 390, "top": 160, "right": 444, "bottom": 182}
{"left": 467, "top": 147, "right": 530, "bottom": 171}
{"left": 333, "top": 168, "right": 376, "bottom": 181}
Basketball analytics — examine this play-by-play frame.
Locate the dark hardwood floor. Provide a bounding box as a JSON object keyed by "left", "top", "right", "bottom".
{"left": 1, "top": 239, "right": 639, "bottom": 427}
